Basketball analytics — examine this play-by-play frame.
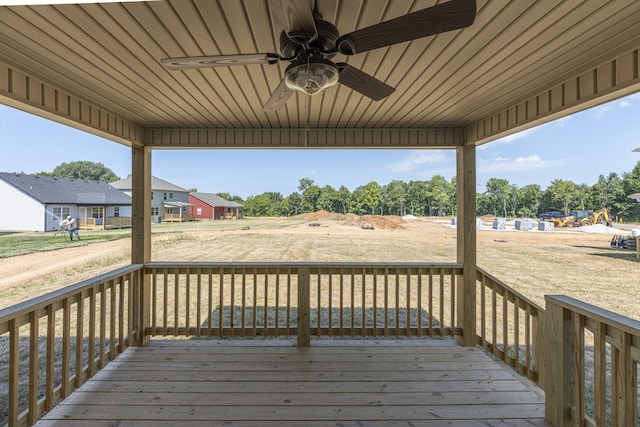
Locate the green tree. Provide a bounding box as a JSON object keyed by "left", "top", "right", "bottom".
{"left": 484, "top": 178, "right": 510, "bottom": 217}
{"left": 217, "top": 192, "right": 244, "bottom": 203}
{"left": 316, "top": 185, "right": 339, "bottom": 212}
{"left": 280, "top": 192, "right": 302, "bottom": 216}
{"left": 622, "top": 161, "right": 640, "bottom": 220}
{"left": 407, "top": 180, "right": 428, "bottom": 216}
{"left": 517, "top": 184, "right": 543, "bottom": 217}
{"left": 426, "top": 175, "right": 451, "bottom": 216}
{"left": 336, "top": 186, "right": 351, "bottom": 214}
{"left": 361, "top": 181, "right": 382, "bottom": 215}
{"left": 39, "top": 161, "right": 119, "bottom": 182}
{"left": 244, "top": 194, "right": 277, "bottom": 216}
{"left": 382, "top": 180, "right": 407, "bottom": 216}
{"left": 547, "top": 179, "right": 578, "bottom": 214}
{"left": 298, "top": 178, "right": 320, "bottom": 213}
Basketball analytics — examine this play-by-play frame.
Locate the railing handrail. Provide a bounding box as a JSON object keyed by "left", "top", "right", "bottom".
{"left": 546, "top": 294, "right": 640, "bottom": 337}
{"left": 146, "top": 261, "right": 464, "bottom": 269}
{"left": 0, "top": 264, "right": 142, "bottom": 332}
{"left": 476, "top": 266, "right": 544, "bottom": 313}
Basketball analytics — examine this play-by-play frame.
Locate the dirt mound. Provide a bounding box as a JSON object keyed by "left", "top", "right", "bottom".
{"left": 364, "top": 215, "right": 406, "bottom": 230}
{"left": 294, "top": 210, "right": 332, "bottom": 220}
{"left": 296, "top": 210, "right": 406, "bottom": 230}
{"left": 339, "top": 214, "right": 405, "bottom": 230}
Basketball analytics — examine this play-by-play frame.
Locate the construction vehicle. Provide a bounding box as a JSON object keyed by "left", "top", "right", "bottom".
{"left": 549, "top": 209, "right": 613, "bottom": 228}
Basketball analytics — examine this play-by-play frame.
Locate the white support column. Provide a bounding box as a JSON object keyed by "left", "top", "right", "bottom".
{"left": 456, "top": 145, "right": 477, "bottom": 346}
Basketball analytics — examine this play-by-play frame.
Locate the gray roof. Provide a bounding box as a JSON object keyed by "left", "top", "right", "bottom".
{"left": 111, "top": 175, "right": 188, "bottom": 193}
{"left": 191, "top": 192, "right": 243, "bottom": 208}
{"left": 0, "top": 172, "right": 131, "bottom": 205}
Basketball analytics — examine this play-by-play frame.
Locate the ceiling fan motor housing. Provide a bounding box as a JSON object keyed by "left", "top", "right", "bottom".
{"left": 280, "top": 18, "right": 340, "bottom": 60}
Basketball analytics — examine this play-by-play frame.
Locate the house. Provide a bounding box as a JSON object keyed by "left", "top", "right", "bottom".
{"left": 111, "top": 175, "right": 195, "bottom": 222}
{"left": 189, "top": 192, "right": 244, "bottom": 220}
{"left": 0, "top": 172, "right": 132, "bottom": 232}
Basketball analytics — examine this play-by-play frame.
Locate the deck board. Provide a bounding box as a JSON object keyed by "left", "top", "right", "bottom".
{"left": 34, "top": 339, "right": 551, "bottom": 426}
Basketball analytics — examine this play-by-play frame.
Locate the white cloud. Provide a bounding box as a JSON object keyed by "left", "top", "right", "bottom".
{"left": 591, "top": 104, "right": 614, "bottom": 119}
{"left": 619, "top": 100, "right": 633, "bottom": 108}
{"left": 479, "top": 128, "right": 538, "bottom": 150}
{"left": 387, "top": 150, "right": 451, "bottom": 172}
{"left": 479, "top": 154, "right": 566, "bottom": 174}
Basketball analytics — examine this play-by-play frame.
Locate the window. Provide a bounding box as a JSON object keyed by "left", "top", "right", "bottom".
{"left": 114, "top": 207, "right": 120, "bottom": 217}
{"left": 197, "top": 208, "right": 202, "bottom": 215}
{"left": 92, "top": 207, "right": 103, "bottom": 219}
{"left": 163, "top": 192, "right": 167, "bottom": 200}
{"left": 151, "top": 207, "right": 159, "bottom": 216}
{"left": 52, "top": 206, "right": 70, "bottom": 222}
{"left": 169, "top": 192, "right": 174, "bottom": 199}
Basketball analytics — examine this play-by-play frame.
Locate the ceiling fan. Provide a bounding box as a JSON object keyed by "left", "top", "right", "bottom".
{"left": 161, "top": 0, "right": 476, "bottom": 113}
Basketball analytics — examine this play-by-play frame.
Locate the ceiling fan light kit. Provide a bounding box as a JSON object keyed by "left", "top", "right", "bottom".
{"left": 285, "top": 57, "right": 339, "bottom": 95}
{"left": 160, "top": 0, "right": 476, "bottom": 112}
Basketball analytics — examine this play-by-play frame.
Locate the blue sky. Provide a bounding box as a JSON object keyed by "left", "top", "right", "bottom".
{"left": 1, "top": 93, "right": 639, "bottom": 199}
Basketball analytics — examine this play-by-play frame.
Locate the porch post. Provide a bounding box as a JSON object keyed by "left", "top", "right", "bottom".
{"left": 131, "top": 146, "right": 151, "bottom": 346}
{"left": 456, "top": 145, "right": 477, "bottom": 346}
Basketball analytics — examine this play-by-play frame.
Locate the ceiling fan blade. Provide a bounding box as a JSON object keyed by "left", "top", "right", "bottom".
{"left": 268, "top": 0, "right": 317, "bottom": 43}
{"left": 336, "top": 0, "right": 476, "bottom": 55}
{"left": 337, "top": 64, "right": 395, "bottom": 101}
{"left": 161, "top": 53, "right": 280, "bottom": 70}
{"left": 262, "top": 78, "right": 294, "bottom": 112}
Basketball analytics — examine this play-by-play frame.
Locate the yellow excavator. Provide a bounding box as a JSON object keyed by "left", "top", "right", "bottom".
{"left": 550, "top": 209, "right": 612, "bottom": 227}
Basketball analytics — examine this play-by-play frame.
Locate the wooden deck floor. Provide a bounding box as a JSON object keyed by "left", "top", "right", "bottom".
{"left": 35, "top": 339, "right": 551, "bottom": 427}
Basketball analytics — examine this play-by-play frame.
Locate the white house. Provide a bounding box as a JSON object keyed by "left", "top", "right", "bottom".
{"left": 110, "top": 175, "right": 194, "bottom": 222}
{"left": 0, "top": 172, "right": 132, "bottom": 232}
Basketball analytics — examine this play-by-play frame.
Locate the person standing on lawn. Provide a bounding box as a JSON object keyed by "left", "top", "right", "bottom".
{"left": 59, "top": 216, "right": 80, "bottom": 241}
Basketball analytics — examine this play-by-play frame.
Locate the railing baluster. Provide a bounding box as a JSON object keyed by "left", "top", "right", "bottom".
{"left": 513, "top": 295, "right": 520, "bottom": 370}
{"left": 185, "top": 270, "right": 191, "bottom": 335}
{"left": 76, "top": 294, "right": 84, "bottom": 387}
{"left": 219, "top": 271, "right": 224, "bottom": 337}
{"left": 417, "top": 271, "right": 423, "bottom": 337}
{"left": 174, "top": 272, "right": 180, "bottom": 337}
{"left": 99, "top": 283, "right": 107, "bottom": 368}
{"left": 196, "top": 269, "right": 202, "bottom": 337}
{"left": 109, "top": 281, "right": 116, "bottom": 361}
{"left": 439, "top": 269, "right": 444, "bottom": 337}
{"left": 8, "top": 319, "right": 19, "bottom": 426}
{"left": 274, "top": 271, "right": 279, "bottom": 335}
{"left": 428, "top": 268, "right": 434, "bottom": 337}
{"left": 242, "top": 269, "right": 247, "bottom": 337}
{"left": 28, "top": 312, "right": 39, "bottom": 425}
{"left": 88, "top": 287, "right": 96, "bottom": 378}
{"left": 45, "top": 304, "right": 55, "bottom": 411}
{"left": 61, "top": 298, "right": 71, "bottom": 398}
{"left": 231, "top": 271, "right": 236, "bottom": 336}
{"left": 208, "top": 271, "right": 213, "bottom": 337}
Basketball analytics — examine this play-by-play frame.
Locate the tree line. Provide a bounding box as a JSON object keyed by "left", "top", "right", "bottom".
{"left": 227, "top": 161, "right": 640, "bottom": 221}
{"left": 34, "top": 160, "right": 640, "bottom": 221}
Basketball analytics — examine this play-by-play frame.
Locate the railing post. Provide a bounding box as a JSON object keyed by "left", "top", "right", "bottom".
{"left": 297, "top": 266, "right": 310, "bottom": 347}
{"left": 131, "top": 146, "right": 151, "bottom": 346}
{"left": 456, "top": 145, "right": 476, "bottom": 346}
{"left": 544, "top": 296, "right": 575, "bottom": 427}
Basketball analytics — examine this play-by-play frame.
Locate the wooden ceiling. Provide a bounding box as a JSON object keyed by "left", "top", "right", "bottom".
{"left": 1, "top": 0, "right": 639, "bottom": 149}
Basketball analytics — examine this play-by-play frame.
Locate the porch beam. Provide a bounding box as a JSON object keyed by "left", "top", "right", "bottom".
{"left": 144, "top": 128, "right": 464, "bottom": 149}
{"left": 0, "top": 61, "right": 144, "bottom": 147}
{"left": 131, "top": 146, "right": 151, "bottom": 345}
{"left": 456, "top": 145, "right": 477, "bottom": 346}
{"left": 466, "top": 47, "right": 640, "bottom": 145}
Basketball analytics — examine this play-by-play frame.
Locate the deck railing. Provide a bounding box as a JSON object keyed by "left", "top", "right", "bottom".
{"left": 545, "top": 295, "right": 640, "bottom": 427}
{"left": 5, "top": 261, "right": 639, "bottom": 427}
{"left": 0, "top": 265, "right": 142, "bottom": 427}
{"left": 144, "top": 262, "right": 463, "bottom": 343}
{"left": 475, "top": 267, "right": 544, "bottom": 384}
